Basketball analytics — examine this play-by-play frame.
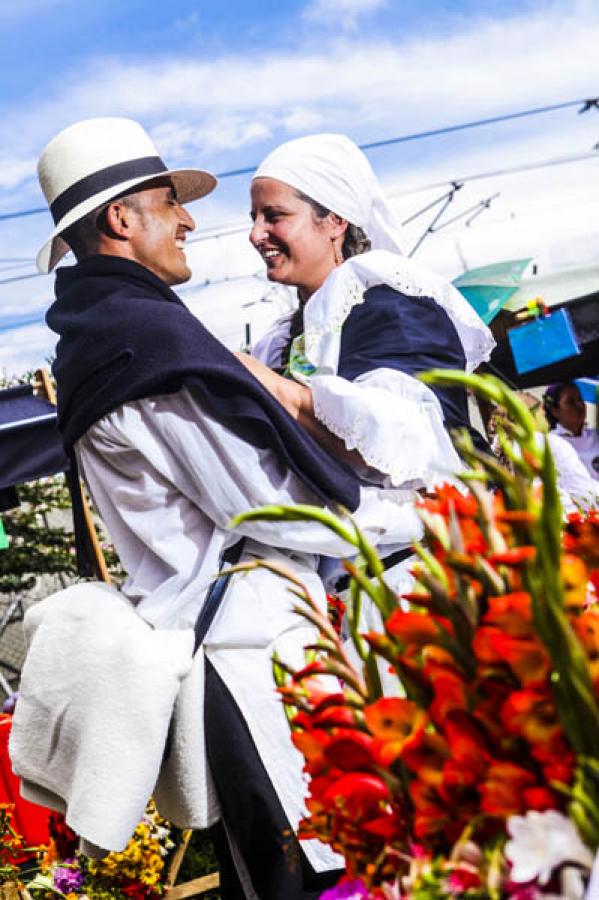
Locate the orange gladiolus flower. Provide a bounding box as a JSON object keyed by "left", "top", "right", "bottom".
{"left": 402, "top": 731, "right": 450, "bottom": 786}
{"left": 292, "top": 728, "right": 329, "bottom": 774}
{"left": 560, "top": 554, "right": 589, "bottom": 608}
{"left": 409, "top": 779, "right": 453, "bottom": 840}
{"left": 473, "top": 627, "right": 550, "bottom": 685}
{"left": 426, "top": 666, "right": 468, "bottom": 724}
{"left": 571, "top": 609, "right": 599, "bottom": 691}
{"left": 363, "top": 697, "right": 428, "bottom": 765}
{"left": 418, "top": 484, "right": 479, "bottom": 519}
{"left": 564, "top": 510, "right": 599, "bottom": 567}
{"left": 479, "top": 762, "right": 536, "bottom": 817}
{"left": 488, "top": 547, "right": 537, "bottom": 565}
{"left": 482, "top": 592, "right": 533, "bottom": 637}
{"left": 500, "top": 688, "right": 562, "bottom": 744}
{"left": 386, "top": 611, "right": 453, "bottom": 646}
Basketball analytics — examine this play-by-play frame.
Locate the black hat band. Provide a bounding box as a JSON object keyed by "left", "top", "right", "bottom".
{"left": 50, "top": 155, "right": 168, "bottom": 225}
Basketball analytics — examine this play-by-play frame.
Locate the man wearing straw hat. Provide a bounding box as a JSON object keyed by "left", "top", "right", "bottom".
{"left": 29, "top": 118, "right": 423, "bottom": 900}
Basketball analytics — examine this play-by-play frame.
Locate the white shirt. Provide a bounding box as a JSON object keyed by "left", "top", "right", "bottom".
{"left": 76, "top": 386, "right": 423, "bottom": 871}
{"left": 554, "top": 424, "right": 599, "bottom": 481}
{"left": 254, "top": 314, "right": 462, "bottom": 491}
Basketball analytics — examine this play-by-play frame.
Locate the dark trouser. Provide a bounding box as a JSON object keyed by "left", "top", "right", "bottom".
{"left": 204, "top": 658, "right": 342, "bottom": 900}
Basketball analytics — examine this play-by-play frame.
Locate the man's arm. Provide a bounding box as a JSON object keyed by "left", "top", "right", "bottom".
{"left": 235, "top": 351, "right": 364, "bottom": 467}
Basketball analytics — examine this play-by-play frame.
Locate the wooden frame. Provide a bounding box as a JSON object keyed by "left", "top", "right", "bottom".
{"left": 34, "top": 368, "right": 111, "bottom": 584}
{"left": 165, "top": 831, "right": 220, "bottom": 898}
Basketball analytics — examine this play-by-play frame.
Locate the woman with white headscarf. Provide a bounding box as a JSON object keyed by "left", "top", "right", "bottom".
{"left": 237, "top": 133, "right": 495, "bottom": 495}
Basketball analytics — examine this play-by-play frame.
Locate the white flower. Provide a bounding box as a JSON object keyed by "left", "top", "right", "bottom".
{"left": 505, "top": 810, "right": 593, "bottom": 886}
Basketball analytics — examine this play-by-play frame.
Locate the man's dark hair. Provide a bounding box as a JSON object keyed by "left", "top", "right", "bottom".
{"left": 61, "top": 192, "right": 143, "bottom": 261}
{"left": 294, "top": 189, "right": 371, "bottom": 259}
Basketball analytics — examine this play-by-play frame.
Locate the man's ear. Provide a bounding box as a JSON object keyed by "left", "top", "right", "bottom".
{"left": 102, "top": 200, "right": 136, "bottom": 240}
{"left": 327, "top": 212, "right": 348, "bottom": 241}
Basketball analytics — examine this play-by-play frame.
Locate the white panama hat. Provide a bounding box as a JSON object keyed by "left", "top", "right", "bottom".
{"left": 36, "top": 117, "right": 217, "bottom": 273}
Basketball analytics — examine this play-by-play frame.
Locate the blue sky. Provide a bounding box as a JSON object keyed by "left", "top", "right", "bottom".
{"left": 1, "top": 0, "right": 598, "bottom": 374}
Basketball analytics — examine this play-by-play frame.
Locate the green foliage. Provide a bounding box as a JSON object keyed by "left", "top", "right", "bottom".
{"left": 0, "top": 477, "right": 123, "bottom": 594}
{"left": 175, "top": 830, "right": 219, "bottom": 899}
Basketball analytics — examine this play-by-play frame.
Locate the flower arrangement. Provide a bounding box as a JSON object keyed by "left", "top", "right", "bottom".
{"left": 0, "top": 802, "right": 42, "bottom": 895}
{"left": 27, "top": 803, "right": 174, "bottom": 900}
{"left": 233, "top": 372, "right": 599, "bottom": 899}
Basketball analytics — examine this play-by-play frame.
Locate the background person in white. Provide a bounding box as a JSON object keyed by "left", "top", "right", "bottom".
{"left": 35, "top": 118, "right": 424, "bottom": 900}
{"left": 543, "top": 382, "right": 599, "bottom": 509}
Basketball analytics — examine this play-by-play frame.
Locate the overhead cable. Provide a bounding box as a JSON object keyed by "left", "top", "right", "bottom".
{"left": 1, "top": 97, "right": 596, "bottom": 223}
{"left": 1, "top": 142, "right": 598, "bottom": 285}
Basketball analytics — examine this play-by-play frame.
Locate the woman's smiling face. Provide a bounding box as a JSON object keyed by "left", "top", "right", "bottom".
{"left": 250, "top": 177, "right": 341, "bottom": 302}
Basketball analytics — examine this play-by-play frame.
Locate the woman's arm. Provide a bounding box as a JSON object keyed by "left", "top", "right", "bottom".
{"left": 235, "top": 351, "right": 364, "bottom": 467}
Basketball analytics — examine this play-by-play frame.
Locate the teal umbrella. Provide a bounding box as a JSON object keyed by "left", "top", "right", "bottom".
{"left": 453, "top": 258, "right": 532, "bottom": 324}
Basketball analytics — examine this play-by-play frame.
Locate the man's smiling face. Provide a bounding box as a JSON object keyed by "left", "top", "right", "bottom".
{"left": 125, "top": 180, "right": 196, "bottom": 286}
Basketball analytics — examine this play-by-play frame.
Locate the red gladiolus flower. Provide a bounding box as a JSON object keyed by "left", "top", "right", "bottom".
{"left": 311, "top": 705, "right": 358, "bottom": 730}
{"left": 442, "top": 713, "right": 490, "bottom": 777}
{"left": 361, "top": 812, "right": 405, "bottom": 841}
{"left": 531, "top": 738, "right": 576, "bottom": 785}
{"left": 324, "top": 730, "right": 377, "bottom": 771}
{"left": 323, "top": 772, "right": 390, "bottom": 819}
{"left": 522, "top": 786, "right": 559, "bottom": 811}
{"left": 479, "top": 762, "right": 536, "bottom": 817}
{"left": 500, "top": 688, "right": 562, "bottom": 744}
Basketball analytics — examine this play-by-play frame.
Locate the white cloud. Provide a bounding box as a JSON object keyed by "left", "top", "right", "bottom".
{"left": 150, "top": 117, "right": 272, "bottom": 158}
{"left": 303, "top": 0, "right": 387, "bottom": 29}
{"left": 0, "top": 156, "right": 37, "bottom": 191}
{"left": 2, "top": 0, "right": 599, "bottom": 374}
{"left": 0, "top": 324, "right": 56, "bottom": 379}
{"left": 1, "top": 3, "right": 598, "bottom": 193}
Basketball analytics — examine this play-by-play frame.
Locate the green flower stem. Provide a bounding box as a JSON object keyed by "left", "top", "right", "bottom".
{"left": 231, "top": 504, "right": 357, "bottom": 546}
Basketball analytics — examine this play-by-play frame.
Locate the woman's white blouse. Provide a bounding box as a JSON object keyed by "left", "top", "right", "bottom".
{"left": 254, "top": 314, "right": 462, "bottom": 491}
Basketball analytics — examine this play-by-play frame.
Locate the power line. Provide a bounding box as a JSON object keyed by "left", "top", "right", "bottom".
{"left": 395, "top": 148, "right": 599, "bottom": 197}
{"left": 0, "top": 97, "right": 595, "bottom": 224}
{"left": 1, "top": 140, "right": 597, "bottom": 286}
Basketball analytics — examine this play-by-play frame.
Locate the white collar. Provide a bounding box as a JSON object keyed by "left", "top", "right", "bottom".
{"left": 302, "top": 250, "right": 495, "bottom": 375}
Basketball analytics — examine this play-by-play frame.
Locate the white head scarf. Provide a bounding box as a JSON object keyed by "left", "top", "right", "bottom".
{"left": 253, "top": 133, "right": 407, "bottom": 254}
{"left": 253, "top": 133, "right": 495, "bottom": 373}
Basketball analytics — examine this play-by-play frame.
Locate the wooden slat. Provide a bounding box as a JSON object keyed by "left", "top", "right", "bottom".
{"left": 166, "top": 872, "right": 220, "bottom": 899}
{"left": 35, "top": 367, "right": 112, "bottom": 584}
{"left": 166, "top": 830, "right": 193, "bottom": 886}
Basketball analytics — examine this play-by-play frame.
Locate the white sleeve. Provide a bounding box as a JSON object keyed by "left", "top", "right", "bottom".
{"left": 548, "top": 432, "right": 599, "bottom": 510}
{"left": 93, "top": 389, "right": 423, "bottom": 557}
{"left": 252, "top": 314, "right": 293, "bottom": 367}
{"left": 310, "top": 367, "right": 462, "bottom": 489}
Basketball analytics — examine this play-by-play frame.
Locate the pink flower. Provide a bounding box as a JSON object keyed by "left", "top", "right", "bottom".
{"left": 320, "top": 878, "right": 369, "bottom": 899}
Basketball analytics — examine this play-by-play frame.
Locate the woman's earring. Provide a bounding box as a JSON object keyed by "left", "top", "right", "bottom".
{"left": 332, "top": 238, "right": 343, "bottom": 267}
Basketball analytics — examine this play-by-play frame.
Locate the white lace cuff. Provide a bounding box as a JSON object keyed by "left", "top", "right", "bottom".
{"left": 311, "top": 368, "right": 462, "bottom": 488}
